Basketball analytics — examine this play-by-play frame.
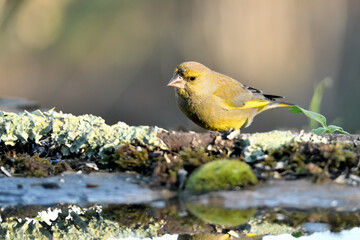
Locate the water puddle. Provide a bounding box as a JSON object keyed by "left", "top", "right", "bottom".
{"left": 0, "top": 173, "right": 359, "bottom": 239}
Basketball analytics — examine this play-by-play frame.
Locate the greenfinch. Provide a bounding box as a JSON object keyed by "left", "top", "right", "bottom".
{"left": 167, "top": 61, "right": 291, "bottom": 132}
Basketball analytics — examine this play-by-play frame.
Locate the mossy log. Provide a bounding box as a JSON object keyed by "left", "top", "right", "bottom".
{"left": 0, "top": 110, "right": 359, "bottom": 188}
{"left": 158, "top": 130, "right": 360, "bottom": 152}
{"left": 157, "top": 130, "right": 360, "bottom": 188}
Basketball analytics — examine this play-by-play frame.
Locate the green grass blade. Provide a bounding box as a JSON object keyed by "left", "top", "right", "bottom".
{"left": 308, "top": 77, "right": 333, "bottom": 130}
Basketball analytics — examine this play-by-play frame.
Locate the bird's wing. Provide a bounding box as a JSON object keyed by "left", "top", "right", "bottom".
{"left": 212, "top": 72, "right": 274, "bottom": 110}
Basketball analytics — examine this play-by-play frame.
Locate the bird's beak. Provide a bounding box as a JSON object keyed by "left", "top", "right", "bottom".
{"left": 167, "top": 74, "right": 186, "bottom": 89}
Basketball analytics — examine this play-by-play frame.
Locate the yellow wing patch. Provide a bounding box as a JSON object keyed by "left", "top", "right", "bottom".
{"left": 219, "top": 100, "right": 270, "bottom": 110}
{"left": 240, "top": 100, "right": 270, "bottom": 109}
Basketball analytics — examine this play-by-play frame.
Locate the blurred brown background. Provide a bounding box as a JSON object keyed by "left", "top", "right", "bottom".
{"left": 0, "top": 0, "right": 359, "bottom": 133}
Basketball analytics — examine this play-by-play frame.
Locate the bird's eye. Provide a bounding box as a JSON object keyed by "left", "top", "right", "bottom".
{"left": 189, "top": 76, "right": 196, "bottom": 81}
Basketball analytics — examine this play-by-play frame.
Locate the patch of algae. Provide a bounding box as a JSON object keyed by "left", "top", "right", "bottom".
{"left": 185, "top": 159, "right": 258, "bottom": 192}
{"left": 0, "top": 205, "right": 160, "bottom": 239}
{"left": 241, "top": 130, "right": 329, "bottom": 162}
{"left": 0, "top": 110, "right": 166, "bottom": 158}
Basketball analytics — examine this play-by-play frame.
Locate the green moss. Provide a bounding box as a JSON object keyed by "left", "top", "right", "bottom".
{"left": 0, "top": 152, "right": 72, "bottom": 177}
{"left": 111, "top": 143, "right": 151, "bottom": 173}
{"left": 18, "top": 154, "right": 53, "bottom": 177}
{"left": 178, "top": 147, "right": 214, "bottom": 166}
{"left": 321, "top": 143, "right": 356, "bottom": 167}
{"left": 185, "top": 203, "right": 256, "bottom": 227}
{"left": 291, "top": 153, "right": 307, "bottom": 174}
{"left": 151, "top": 148, "right": 216, "bottom": 187}
{"left": 185, "top": 159, "right": 258, "bottom": 192}
{"left": 263, "top": 141, "right": 359, "bottom": 182}
{"left": 176, "top": 147, "right": 217, "bottom": 174}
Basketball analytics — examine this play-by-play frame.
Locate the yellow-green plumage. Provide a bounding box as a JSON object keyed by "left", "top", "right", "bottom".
{"left": 167, "top": 61, "right": 291, "bottom": 131}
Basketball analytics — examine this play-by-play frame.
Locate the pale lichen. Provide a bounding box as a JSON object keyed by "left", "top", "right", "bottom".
{"left": 0, "top": 205, "right": 161, "bottom": 239}
{"left": 244, "top": 218, "right": 299, "bottom": 235}
{"left": 241, "top": 131, "right": 329, "bottom": 162}
{"left": 0, "top": 110, "right": 167, "bottom": 158}
{"left": 241, "top": 131, "right": 295, "bottom": 162}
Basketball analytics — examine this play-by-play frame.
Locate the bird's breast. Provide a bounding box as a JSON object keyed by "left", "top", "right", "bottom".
{"left": 175, "top": 91, "right": 258, "bottom": 131}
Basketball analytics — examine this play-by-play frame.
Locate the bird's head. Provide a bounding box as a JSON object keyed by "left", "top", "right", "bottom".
{"left": 167, "top": 61, "right": 214, "bottom": 98}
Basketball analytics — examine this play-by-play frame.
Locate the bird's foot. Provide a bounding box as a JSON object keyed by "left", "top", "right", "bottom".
{"left": 226, "top": 129, "right": 240, "bottom": 140}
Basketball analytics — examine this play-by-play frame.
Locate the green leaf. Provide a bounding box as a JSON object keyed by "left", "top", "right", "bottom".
{"left": 327, "top": 125, "right": 349, "bottom": 134}
{"left": 289, "top": 105, "right": 303, "bottom": 113}
{"left": 310, "top": 127, "right": 329, "bottom": 134}
{"left": 289, "top": 105, "right": 327, "bottom": 128}
{"left": 292, "top": 232, "right": 303, "bottom": 238}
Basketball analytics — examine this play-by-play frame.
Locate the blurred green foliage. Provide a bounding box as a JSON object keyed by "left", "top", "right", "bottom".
{"left": 308, "top": 78, "right": 333, "bottom": 130}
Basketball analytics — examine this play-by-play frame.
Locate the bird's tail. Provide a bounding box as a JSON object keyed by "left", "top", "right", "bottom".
{"left": 278, "top": 102, "right": 293, "bottom": 107}
{"left": 263, "top": 93, "right": 293, "bottom": 108}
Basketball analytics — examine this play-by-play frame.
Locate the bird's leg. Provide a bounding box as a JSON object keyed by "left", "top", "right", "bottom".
{"left": 177, "top": 168, "right": 188, "bottom": 190}
{"left": 226, "top": 128, "right": 241, "bottom": 140}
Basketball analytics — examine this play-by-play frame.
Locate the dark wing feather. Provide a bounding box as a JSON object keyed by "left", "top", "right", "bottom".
{"left": 246, "top": 86, "right": 263, "bottom": 94}
{"left": 263, "top": 93, "right": 284, "bottom": 101}
{"left": 246, "top": 85, "right": 285, "bottom": 102}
